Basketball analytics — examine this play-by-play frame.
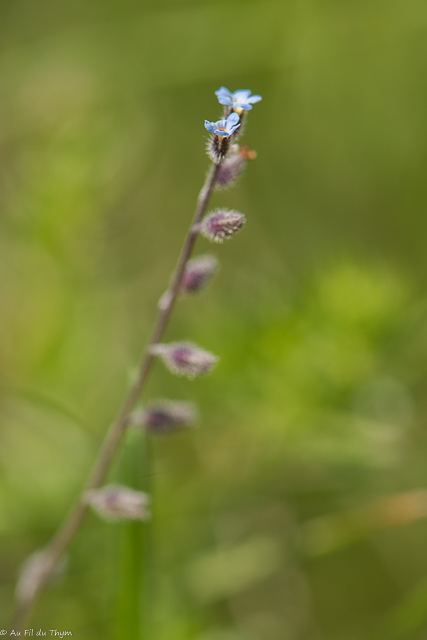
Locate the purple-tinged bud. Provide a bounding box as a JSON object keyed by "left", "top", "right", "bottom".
{"left": 181, "top": 254, "right": 219, "bottom": 294}
{"left": 158, "top": 290, "right": 172, "bottom": 311}
{"left": 199, "top": 209, "right": 246, "bottom": 243}
{"left": 85, "top": 485, "right": 150, "bottom": 522}
{"left": 150, "top": 341, "right": 219, "bottom": 378}
{"left": 131, "top": 400, "right": 197, "bottom": 435}
{"left": 215, "top": 148, "right": 247, "bottom": 190}
{"left": 16, "top": 549, "right": 66, "bottom": 606}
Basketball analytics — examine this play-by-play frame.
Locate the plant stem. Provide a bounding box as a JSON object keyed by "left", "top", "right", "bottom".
{"left": 13, "top": 161, "right": 221, "bottom": 630}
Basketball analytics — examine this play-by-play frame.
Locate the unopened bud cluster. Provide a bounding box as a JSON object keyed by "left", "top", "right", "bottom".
{"left": 152, "top": 87, "right": 261, "bottom": 417}
{"left": 94, "top": 87, "right": 261, "bottom": 535}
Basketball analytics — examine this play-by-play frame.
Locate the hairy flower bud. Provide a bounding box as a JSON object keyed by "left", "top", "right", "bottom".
{"left": 131, "top": 400, "right": 197, "bottom": 435}
{"left": 85, "top": 485, "right": 150, "bottom": 522}
{"left": 16, "top": 549, "right": 65, "bottom": 606}
{"left": 199, "top": 209, "right": 246, "bottom": 243}
{"left": 215, "top": 145, "right": 257, "bottom": 189}
{"left": 150, "top": 341, "right": 218, "bottom": 378}
{"left": 215, "top": 149, "right": 247, "bottom": 189}
{"left": 181, "top": 254, "right": 218, "bottom": 294}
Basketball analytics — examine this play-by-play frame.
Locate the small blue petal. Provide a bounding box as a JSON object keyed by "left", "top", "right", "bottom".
{"left": 215, "top": 130, "right": 230, "bottom": 137}
{"left": 234, "top": 90, "right": 251, "bottom": 101}
{"left": 247, "top": 95, "right": 262, "bottom": 103}
{"left": 217, "top": 97, "right": 233, "bottom": 107}
{"left": 237, "top": 103, "right": 253, "bottom": 110}
{"left": 204, "top": 121, "right": 216, "bottom": 133}
{"left": 227, "top": 112, "right": 240, "bottom": 125}
{"left": 229, "top": 123, "right": 241, "bottom": 134}
{"left": 215, "top": 86, "right": 231, "bottom": 97}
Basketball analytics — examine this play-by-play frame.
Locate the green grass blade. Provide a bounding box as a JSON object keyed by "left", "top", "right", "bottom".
{"left": 113, "top": 427, "right": 152, "bottom": 640}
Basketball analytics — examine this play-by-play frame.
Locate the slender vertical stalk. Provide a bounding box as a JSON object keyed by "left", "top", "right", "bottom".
{"left": 13, "top": 162, "right": 221, "bottom": 631}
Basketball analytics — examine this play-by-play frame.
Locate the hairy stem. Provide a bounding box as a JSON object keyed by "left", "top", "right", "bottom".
{"left": 13, "top": 161, "right": 221, "bottom": 630}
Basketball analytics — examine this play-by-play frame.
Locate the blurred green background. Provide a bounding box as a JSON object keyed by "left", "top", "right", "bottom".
{"left": 2, "top": 0, "right": 427, "bottom": 638}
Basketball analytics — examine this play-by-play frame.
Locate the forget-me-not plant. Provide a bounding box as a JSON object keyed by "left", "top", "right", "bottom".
{"left": 14, "top": 84, "right": 262, "bottom": 632}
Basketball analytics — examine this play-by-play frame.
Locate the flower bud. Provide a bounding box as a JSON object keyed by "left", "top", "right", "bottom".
{"left": 131, "top": 400, "right": 197, "bottom": 435}
{"left": 158, "top": 290, "right": 172, "bottom": 311}
{"left": 215, "top": 145, "right": 257, "bottom": 189}
{"left": 200, "top": 209, "right": 246, "bottom": 243}
{"left": 85, "top": 485, "right": 150, "bottom": 522}
{"left": 16, "top": 549, "right": 64, "bottom": 606}
{"left": 215, "top": 148, "right": 247, "bottom": 190}
{"left": 181, "top": 254, "right": 218, "bottom": 294}
{"left": 150, "top": 341, "right": 219, "bottom": 379}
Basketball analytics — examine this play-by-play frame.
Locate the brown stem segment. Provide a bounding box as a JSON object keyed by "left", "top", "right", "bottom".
{"left": 13, "top": 161, "right": 221, "bottom": 630}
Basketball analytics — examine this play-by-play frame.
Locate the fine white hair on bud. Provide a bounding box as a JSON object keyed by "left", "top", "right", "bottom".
{"left": 150, "top": 341, "right": 219, "bottom": 379}
{"left": 200, "top": 209, "right": 246, "bottom": 243}
{"left": 131, "top": 400, "right": 197, "bottom": 435}
{"left": 216, "top": 153, "right": 246, "bottom": 189}
{"left": 181, "top": 254, "right": 219, "bottom": 295}
{"left": 16, "top": 549, "right": 66, "bottom": 606}
{"left": 215, "top": 144, "right": 257, "bottom": 190}
{"left": 85, "top": 485, "right": 150, "bottom": 522}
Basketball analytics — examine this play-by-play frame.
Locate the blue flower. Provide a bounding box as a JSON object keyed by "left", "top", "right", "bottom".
{"left": 215, "top": 87, "right": 262, "bottom": 111}
{"left": 204, "top": 112, "right": 241, "bottom": 137}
